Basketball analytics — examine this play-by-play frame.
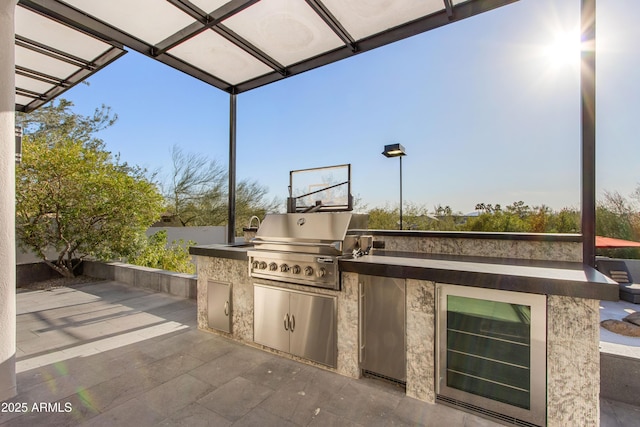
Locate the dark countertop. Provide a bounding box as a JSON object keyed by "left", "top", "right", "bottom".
{"left": 189, "top": 243, "right": 250, "bottom": 261}
{"left": 349, "top": 229, "right": 582, "bottom": 242}
{"left": 189, "top": 244, "right": 619, "bottom": 301}
{"left": 340, "top": 252, "right": 619, "bottom": 301}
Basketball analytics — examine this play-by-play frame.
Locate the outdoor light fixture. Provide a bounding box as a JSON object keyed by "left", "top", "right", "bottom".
{"left": 15, "top": 126, "right": 22, "bottom": 164}
{"left": 382, "top": 143, "right": 406, "bottom": 230}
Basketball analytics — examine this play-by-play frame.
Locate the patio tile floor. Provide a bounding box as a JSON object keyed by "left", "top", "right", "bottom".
{"left": 1, "top": 280, "right": 636, "bottom": 426}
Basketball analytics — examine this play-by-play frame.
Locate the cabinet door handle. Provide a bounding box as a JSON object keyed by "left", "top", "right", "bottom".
{"left": 290, "top": 314, "right": 295, "bottom": 333}
{"left": 224, "top": 301, "right": 229, "bottom": 316}
{"left": 284, "top": 313, "right": 289, "bottom": 331}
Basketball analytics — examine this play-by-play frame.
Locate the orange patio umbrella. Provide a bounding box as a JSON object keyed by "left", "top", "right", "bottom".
{"left": 595, "top": 236, "right": 640, "bottom": 248}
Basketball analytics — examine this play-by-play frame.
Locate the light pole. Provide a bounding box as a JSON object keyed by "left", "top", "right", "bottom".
{"left": 382, "top": 143, "right": 406, "bottom": 230}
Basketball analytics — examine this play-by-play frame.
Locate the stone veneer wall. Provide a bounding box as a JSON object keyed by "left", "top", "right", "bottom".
{"left": 338, "top": 272, "right": 360, "bottom": 378}
{"left": 406, "top": 279, "right": 435, "bottom": 403}
{"left": 196, "top": 256, "right": 253, "bottom": 341}
{"left": 349, "top": 273, "right": 600, "bottom": 426}
{"left": 374, "top": 236, "right": 582, "bottom": 262}
{"left": 546, "top": 295, "right": 600, "bottom": 426}
{"left": 197, "top": 256, "right": 360, "bottom": 378}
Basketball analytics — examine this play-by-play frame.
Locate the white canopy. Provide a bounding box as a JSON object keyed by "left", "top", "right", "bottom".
{"left": 15, "top": 0, "right": 517, "bottom": 111}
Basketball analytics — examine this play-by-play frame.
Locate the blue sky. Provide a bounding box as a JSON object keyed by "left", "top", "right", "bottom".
{"left": 60, "top": 0, "right": 640, "bottom": 214}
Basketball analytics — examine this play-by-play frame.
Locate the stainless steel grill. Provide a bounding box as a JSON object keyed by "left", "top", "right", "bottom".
{"left": 248, "top": 212, "right": 369, "bottom": 290}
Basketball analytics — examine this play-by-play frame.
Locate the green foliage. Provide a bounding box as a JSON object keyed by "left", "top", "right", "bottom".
{"left": 162, "top": 144, "right": 280, "bottom": 233}
{"left": 547, "top": 208, "right": 580, "bottom": 233}
{"left": 364, "top": 190, "right": 640, "bottom": 259}
{"left": 596, "top": 190, "right": 640, "bottom": 259}
{"left": 164, "top": 145, "right": 226, "bottom": 226}
{"left": 234, "top": 180, "right": 280, "bottom": 236}
{"left": 367, "top": 200, "right": 582, "bottom": 234}
{"left": 367, "top": 205, "right": 400, "bottom": 230}
{"left": 16, "top": 98, "right": 116, "bottom": 146}
{"left": 129, "top": 231, "right": 195, "bottom": 274}
{"left": 15, "top": 100, "right": 164, "bottom": 277}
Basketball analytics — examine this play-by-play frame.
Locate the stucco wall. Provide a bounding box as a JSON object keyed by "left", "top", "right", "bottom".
{"left": 0, "top": 0, "right": 17, "bottom": 403}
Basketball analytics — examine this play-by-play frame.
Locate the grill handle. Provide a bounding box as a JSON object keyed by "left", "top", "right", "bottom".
{"left": 252, "top": 238, "right": 341, "bottom": 251}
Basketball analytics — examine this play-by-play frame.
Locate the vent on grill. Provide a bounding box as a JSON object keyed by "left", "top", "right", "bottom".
{"left": 436, "top": 395, "right": 542, "bottom": 427}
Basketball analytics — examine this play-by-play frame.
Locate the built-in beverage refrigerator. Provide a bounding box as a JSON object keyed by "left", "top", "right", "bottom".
{"left": 436, "top": 284, "right": 547, "bottom": 427}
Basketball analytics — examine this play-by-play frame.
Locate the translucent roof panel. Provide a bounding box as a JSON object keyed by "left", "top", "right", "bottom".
{"left": 15, "top": 0, "right": 517, "bottom": 103}
{"left": 15, "top": 4, "right": 126, "bottom": 112}
{"left": 62, "top": 0, "right": 196, "bottom": 45}
{"left": 15, "top": 45, "right": 80, "bottom": 79}
{"left": 16, "top": 94, "right": 35, "bottom": 107}
{"left": 189, "top": 0, "right": 231, "bottom": 14}
{"left": 168, "top": 29, "right": 274, "bottom": 86}
{"left": 223, "top": 0, "right": 345, "bottom": 67}
{"left": 15, "top": 6, "right": 110, "bottom": 60}
{"left": 16, "top": 74, "right": 57, "bottom": 95}
{"left": 321, "top": 0, "right": 446, "bottom": 41}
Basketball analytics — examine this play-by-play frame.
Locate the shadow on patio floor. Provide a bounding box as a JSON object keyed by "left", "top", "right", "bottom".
{"left": 2, "top": 280, "right": 637, "bottom": 426}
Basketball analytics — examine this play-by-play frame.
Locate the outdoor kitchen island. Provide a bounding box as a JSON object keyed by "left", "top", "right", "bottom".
{"left": 190, "top": 230, "right": 618, "bottom": 427}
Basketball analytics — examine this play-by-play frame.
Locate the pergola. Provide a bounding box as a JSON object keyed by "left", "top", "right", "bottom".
{"left": 0, "top": 0, "right": 596, "bottom": 401}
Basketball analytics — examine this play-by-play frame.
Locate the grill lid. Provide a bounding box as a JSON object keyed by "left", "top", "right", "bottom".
{"left": 251, "top": 212, "right": 367, "bottom": 255}
{"left": 255, "top": 213, "right": 364, "bottom": 242}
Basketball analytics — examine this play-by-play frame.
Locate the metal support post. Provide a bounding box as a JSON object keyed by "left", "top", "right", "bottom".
{"left": 228, "top": 93, "right": 237, "bottom": 244}
{"left": 581, "top": 0, "right": 596, "bottom": 267}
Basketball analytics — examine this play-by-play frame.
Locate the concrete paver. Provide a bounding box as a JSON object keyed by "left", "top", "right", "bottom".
{"left": 1, "top": 280, "right": 636, "bottom": 426}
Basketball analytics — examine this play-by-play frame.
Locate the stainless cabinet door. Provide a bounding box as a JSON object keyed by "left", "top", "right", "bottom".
{"left": 207, "top": 280, "right": 231, "bottom": 333}
{"left": 289, "top": 292, "right": 336, "bottom": 367}
{"left": 362, "top": 276, "right": 406, "bottom": 381}
{"left": 253, "top": 285, "right": 290, "bottom": 353}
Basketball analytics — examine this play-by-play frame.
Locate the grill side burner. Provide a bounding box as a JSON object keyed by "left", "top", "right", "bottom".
{"left": 248, "top": 212, "right": 369, "bottom": 290}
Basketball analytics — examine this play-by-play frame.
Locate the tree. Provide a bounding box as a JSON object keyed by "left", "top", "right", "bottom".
{"left": 527, "top": 205, "right": 551, "bottom": 233}
{"left": 596, "top": 190, "right": 640, "bottom": 259}
{"left": 548, "top": 207, "right": 579, "bottom": 233}
{"left": 234, "top": 180, "right": 280, "bottom": 235}
{"left": 163, "top": 145, "right": 225, "bottom": 226}
{"left": 367, "top": 205, "right": 400, "bottom": 230}
{"left": 15, "top": 101, "right": 164, "bottom": 277}
{"left": 16, "top": 98, "right": 116, "bottom": 146}
{"left": 161, "top": 146, "right": 280, "bottom": 231}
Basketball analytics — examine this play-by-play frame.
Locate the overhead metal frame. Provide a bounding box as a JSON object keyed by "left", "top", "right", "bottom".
{"left": 15, "top": 3, "right": 126, "bottom": 112}
{"left": 17, "top": 0, "right": 518, "bottom": 94}
{"left": 14, "top": 0, "right": 522, "bottom": 245}
{"left": 14, "top": 0, "right": 599, "bottom": 258}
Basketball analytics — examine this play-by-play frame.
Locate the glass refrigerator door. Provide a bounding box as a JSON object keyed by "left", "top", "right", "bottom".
{"left": 437, "top": 285, "right": 546, "bottom": 426}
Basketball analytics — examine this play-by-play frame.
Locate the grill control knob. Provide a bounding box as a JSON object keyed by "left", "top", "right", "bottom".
{"left": 268, "top": 262, "right": 278, "bottom": 271}
{"left": 291, "top": 265, "right": 301, "bottom": 274}
{"left": 259, "top": 261, "right": 267, "bottom": 270}
{"left": 304, "top": 266, "right": 314, "bottom": 276}
{"left": 317, "top": 267, "right": 326, "bottom": 278}
{"left": 280, "top": 264, "right": 289, "bottom": 272}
